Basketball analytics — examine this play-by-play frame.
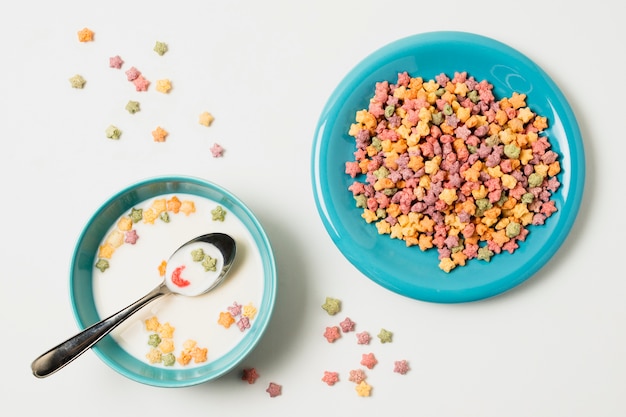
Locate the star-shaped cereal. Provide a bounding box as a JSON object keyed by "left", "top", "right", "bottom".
{"left": 339, "top": 317, "right": 355, "bottom": 332}
{"left": 69, "top": 74, "right": 86, "bottom": 89}
{"left": 152, "top": 126, "right": 168, "bottom": 142}
{"left": 355, "top": 381, "right": 372, "bottom": 397}
{"left": 321, "top": 371, "right": 339, "bottom": 386}
{"left": 109, "top": 55, "right": 123, "bottom": 69}
{"left": 323, "top": 326, "right": 341, "bottom": 343}
{"left": 321, "top": 297, "right": 341, "bottom": 315}
{"left": 179, "top": 200, "right": 196, "bottom": 215}
{"left": 199, "top": 111, "right": 215, "bottom": 126}
{"left": 266, "top": 382, "right": 282, "bottom": 398}
{"left": 154, "top": 41, "right": 168, "bottom": 56}
{"left": 217, "top": 311, "right": 235, "bottom": 328}
{"left": 156, "top": 79, "right": 172, "bottom": 93}
{"left": 125, "top": 100, "right": 140, "bottom": 114}
{"left": 134, "top": 75, "right": 150, "bottom": 91}
{"left": 241, "top": 368, "right": 259, "bottom": 384}
{"left": 377, "top": 328, "right": 393, "bottom": 344}
{"left": 124, "top": 229, "right": 139, "bottom": 244}
{"left": 393, "top": 359, "right": 410, "bottom": 375}
{"left": 210, "top": 143, "right": 224, "bottom": 157}
{"left": 125, "top": 67, "right": 141, "bottom": 81}
{"left": 360, "top": 353, "right": 378, "bottom": 369}
{"left": 356, "top": 331, "right": 371, "bottom": 345}
{"left": 348, "top": 369, "right": 366, "bottom": 384}
{"left": 77, "top": 27, "right": 94, "bottom": 42}
{"left": 105, "top": 125, "right": 121, "bottom": 140}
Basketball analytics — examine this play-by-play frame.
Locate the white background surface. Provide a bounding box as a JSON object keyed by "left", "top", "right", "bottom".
{"left": 1, "top": 1, "right": 623, "bottom": 416}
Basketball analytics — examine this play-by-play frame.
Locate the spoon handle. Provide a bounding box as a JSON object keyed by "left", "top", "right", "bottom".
{"left": 31, "top": 283, "right": 170, "bottom": 378}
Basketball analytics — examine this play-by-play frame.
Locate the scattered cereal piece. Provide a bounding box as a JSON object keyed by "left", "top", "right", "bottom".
{"left": 218, "top": 311, "right": 235, "bottom": 328}
{"left": 69, "top": 74, "right": 86, "bottom": 89}
{"left": 134, "top": 75, "right": 150, "bottom": 91}
{"left": 339, "top": 317, "right": 355, "bottom": 333}
{"left": 355, "top": 380, "right": 372, "bottom": 397}
{"left": 242, "top": 368, "right": 259, "bottom": 384}
{"left": 322, "top": 371, "right": 339, "bottom": 386}
{"left": 158, "top": 322, "right": 175, "bottom": 339}
{"left": 356, "top": 331, "right": 371, "bottom": 345}
{"left": 152, "top": 126, "right": 168, "bottom": 142}
{"left": 146, "top": 348, "right": 162, "bottom": 364}
{"left": 360, "top": 353, "right": 378, "bottom": 369}
{"left": 266, "top": 382, "right": 282, "bottom": 398}
{"left": 158, "top": 260, "right": 167, "bottom": 276}
{"left": 95, "top": 259, "right": 109, "bottom": 272}
{"left": 242, "top": 303, "right": 257, "bottom": 319}
{"left": 201, "top": 255, "right": 217, "bottom": 272}
{"left": 145, "top": 316, "right": 160, "bottom": 331}
{"left": 156, "top": 78, "right": 172, "bottom": 93}
{"left": 129, "top": 207, "right": 143, "bottom": 223}
{"left": 228, "top": 302, "right": 242, "bottom": 317}
{"left": 180, "top": 200, "right": 196, "bottom": 215}
{"left": 162, "top": 353, "right": 176, "bottom": 366}
{"left": 348, "top": 369, "right": 366, "bottom": 384}
{"left": 210, "top": 143, "right": 224, "bottom": 158}
{"left": 105, "top": 125, "right": 121, "bottom": 140}
{"left": 377, "top": 328, "right": 393, "bottom": 344}
{"left": 199, "top": 111, "right": 215, "bottom": 126}
{"left": 322, "top": 297, "right": 341, "bottom": 315}
{"left": 77, "top": 27, "right": 94, "bottom": 42}
{"left": 153, "top": 41, "right": 168, "bottom": 56}
{"left": 148, "top": 333, "right": 162, "bottom": 347}
{"left": 393, "top": 359, "right": 410, "bottom": 375}
{"left": 125, "top": 66, "right": 141, "bottom": 81}
{"left": 323, "top": 326, "right": 341, "bottom": 343}
{"left": 211, "top": 205, "right": 227, "bottom": 221}
{"left": 125, "top": 100, "right": 140, "bottom": 114}
{"left": 109, "top": 55, "right": 123, "bottom": 69}
{"left": 237, "top": 316, "right": 251, "bottom": 331}
{"left": 125, "top": 229, "right": 139, "bottom": 244}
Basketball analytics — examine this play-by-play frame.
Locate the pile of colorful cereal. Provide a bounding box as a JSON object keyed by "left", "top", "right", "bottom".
{"left": 344, "top": 71, "right": 561, "bottom": 272}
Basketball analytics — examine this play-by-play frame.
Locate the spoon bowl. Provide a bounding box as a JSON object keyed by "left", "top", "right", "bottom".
{"left": 31, "top": 232, "right": 236, "bottom": 378}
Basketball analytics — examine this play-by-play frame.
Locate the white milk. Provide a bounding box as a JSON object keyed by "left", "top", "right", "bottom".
{"left": 92, "top": 193, "right": 264, "bottom": 368}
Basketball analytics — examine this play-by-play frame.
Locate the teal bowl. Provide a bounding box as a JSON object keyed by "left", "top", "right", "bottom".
{"left": 70, "top": 176, "right": 277, "bottom": 387}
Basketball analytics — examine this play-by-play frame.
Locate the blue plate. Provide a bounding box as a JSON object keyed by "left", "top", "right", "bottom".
{"left": 70, "top": 176, "right": 277, "bottom": 386}
{"left": 311, "top": 31, "right": 585, "bottom": 303}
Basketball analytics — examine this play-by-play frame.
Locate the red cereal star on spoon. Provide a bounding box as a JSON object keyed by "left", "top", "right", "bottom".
{"left": 266, "top": 382, "right": 282, "bottom": 398}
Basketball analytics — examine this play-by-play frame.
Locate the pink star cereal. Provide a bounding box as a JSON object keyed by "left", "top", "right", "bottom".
{"left": 109, "top": 55, "right": 123, "bottom": 69}
{"left": 210, "top": 143, "right": 224, "bottom": 158}
{"left": 323, "top": 326, "right": 341, "bottom": 343}
{"left": 356, "top": 331, "right": 371, "bottom": 345}
{"left": 241, "top": 368, "right": 259, "bottom": 384}
{"left": 133, "top": 75, "right": 150, "bottom": 91}
{"left": 266, "top": 382, "right": 282, "bottom": 398}
{"left": 125, "top": 66, "right": 141, "bottom": 81}
{"left": 360, "top": 352, "right": 378, "bottom": 369}
{"left": 345, "top": 71, "right": 562, "bottom": 273}
{"left": 393, "top": 359, "right": 410, "bottom": 375}
{"left": 339, "top": 317, "right": 355, "bottom": 333}
{"left": 321, "top": 371, "right": 339, "bottom": 386}
{"left": 348, "top": 369, "right": 367, "bottom": 384}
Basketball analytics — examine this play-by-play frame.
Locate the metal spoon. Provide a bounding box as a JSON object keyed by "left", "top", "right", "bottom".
{"left": 31, "top": 232, "right": 236, "bottom": 378}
